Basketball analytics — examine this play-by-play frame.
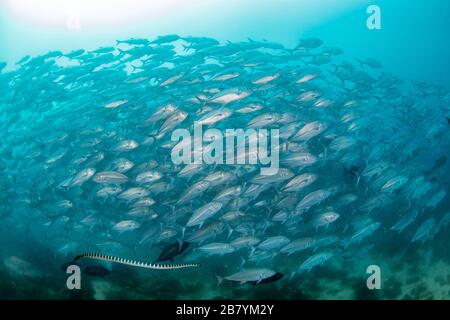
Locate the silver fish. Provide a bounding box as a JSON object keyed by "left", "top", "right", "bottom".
{"left": 69, "top": 168, "right": 96, "bottom": 187}
{"left": 186, "top": 201, "right": 223, "bottom": 227}
{"left": 93, "top": 171, "right": 128, "bottom": 184}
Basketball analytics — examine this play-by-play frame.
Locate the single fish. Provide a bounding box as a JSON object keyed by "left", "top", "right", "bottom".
{"left": 74, "top": 253, "right": 200, "bottom": 270}
{"left": 217, "top": 268, "right": 283, "bottom": 285}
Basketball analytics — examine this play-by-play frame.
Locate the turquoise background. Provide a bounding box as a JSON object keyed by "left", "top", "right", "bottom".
{"left": 1, "top": 0, "right": 449, "bottom": 87}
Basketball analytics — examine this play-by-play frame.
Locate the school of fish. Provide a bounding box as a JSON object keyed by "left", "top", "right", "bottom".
{"left": 0, "top": 35, "right": 449, "bottom": 286}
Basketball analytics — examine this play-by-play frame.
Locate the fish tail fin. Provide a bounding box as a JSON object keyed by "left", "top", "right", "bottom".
{"left": 343, "top": 224, "right": 349, "bottom": 233}
{"left": 130, "top": 64, "right": 141, "bottom": 73}
{"left": 177, "top": 238, "right": 183, "bottom": 251}
{"left": 169, "top": 204, "right": 176, "bottom": 215}
{"left": 227, "top": 226, "right": 234, "bottom": 239}
{"left": 356, "top": 58, "right": 365, "bottom": 68}
{"left": 321, "top": 143, "right": 328, "bottom": 160}
{"left": 233, "top": 166, "right": 241, "bottom": 177}
{"left": 341, "top": 239, "right": 350, "bottom": 250}
{"left": 239, "top": 256, "right": 246, "bottom": 268}
{"left": 289, "top": 271, "right": 296, "bottom": 281}
{"left": 373, "top": 95, "right": 383, "bottom": 104}
{"left": 406, "top": 198, "right": 412, "bottom": 208}
{"left": 117, "top": 47, "right": 127, "bottom": 55}
{"left": 216, "top": 275, "right": 224, "bottom": 286}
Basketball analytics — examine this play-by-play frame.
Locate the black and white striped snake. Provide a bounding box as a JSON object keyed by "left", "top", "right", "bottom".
{"left": 74, "top": 253, "right": 200, "bottom": 270}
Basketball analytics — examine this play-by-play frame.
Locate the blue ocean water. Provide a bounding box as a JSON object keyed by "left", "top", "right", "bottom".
{"left": 0, "top": 1, "right": 449, "bottom": 299}
{"left": 1, "top": 0, "right": 450, "bottom": 87}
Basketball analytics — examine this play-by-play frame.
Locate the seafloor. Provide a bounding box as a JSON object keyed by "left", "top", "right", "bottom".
{"left": 1, "top": 219, "right": 449, "bottom": 300}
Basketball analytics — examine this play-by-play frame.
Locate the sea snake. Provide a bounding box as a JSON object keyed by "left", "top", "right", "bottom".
{"left": 74, "top": 253, "right": 200, "bottom": 270}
